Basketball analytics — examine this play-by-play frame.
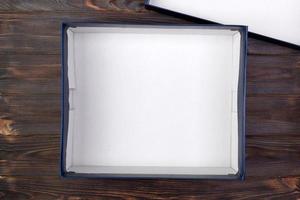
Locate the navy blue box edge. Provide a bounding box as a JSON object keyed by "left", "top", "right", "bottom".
{"left": 238, "top": 26, "right": 248, "bottom": 181}
{"left": 60, "top": 22, "right": 247, "bottom": 180}
{"left": 60, "top": 22, "right": 69, "bottom": 178}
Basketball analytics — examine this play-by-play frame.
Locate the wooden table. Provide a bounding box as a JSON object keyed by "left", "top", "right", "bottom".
{"left": 1, "top": 1, "right": 300, "bottom": 199}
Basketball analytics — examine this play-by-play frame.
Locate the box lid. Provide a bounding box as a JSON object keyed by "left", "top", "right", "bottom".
{"left": 146, "top": 0, "right": 300, "bottom": 48}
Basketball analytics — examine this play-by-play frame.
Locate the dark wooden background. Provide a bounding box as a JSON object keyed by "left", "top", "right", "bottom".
{"left": 0, "top": 0, "right": 300, "bottom": 199}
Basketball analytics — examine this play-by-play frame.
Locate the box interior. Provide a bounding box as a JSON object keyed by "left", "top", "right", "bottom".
{"left": 148, "top": 0, "right": 300, "bottom": 46}
{"left": 65, "top": 26, "right": 241, "bottom": 176}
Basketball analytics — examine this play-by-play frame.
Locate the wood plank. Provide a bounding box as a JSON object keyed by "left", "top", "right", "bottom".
{"left": 10, "top": 122, "right": 61, "bottom": 136}
{"left": 0, "top": 16, "right": 299, "bottom": 55}
{"left": 0, "top": 79, "right": 60, "bottom": 95}
{"left": 0, "top": 95, "right": 60, "bottom": 120}
{"left": 247, "top": 118, "right": 300, "bottom": 136}
{"left": 247, "top": 96, "right": 300, "bottom": 122}
{"left": 248, "top": 38, "right": 300, "bottom": 56}
{"left": 0, "top": 0, "right": 145, "bottom": 12}
{"left": 0, "top": 134, "right": 59, "bottom": 161}
{"left": 0, "top": 16, "right": 186, "bottom": 55}
{"left": 247, "top": 54, "right": 300, "bottom": 95}
{"left": 0, "top": 175, "right": 299, "bottom": 199}
{"left": 0, "top": 0, "right": 85, "bottom": 11}
{"left": 247, "top": 95, "right": 300, "bottom": 135}
{"left": 0, "top": 66, "right": 59, "bottom": 80}
{"left": 0, "top": 54, "right": 60, "bottom": 67}
{"left": 246, "top": 135, "right": 300, "bottom": 178}
{"left": 0, "top": 35, "right": 60, "bottom": 55}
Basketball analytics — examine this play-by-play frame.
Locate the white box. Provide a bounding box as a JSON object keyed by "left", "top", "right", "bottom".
{"left": 61, "top": 23, "right": 247, "bottom": 179}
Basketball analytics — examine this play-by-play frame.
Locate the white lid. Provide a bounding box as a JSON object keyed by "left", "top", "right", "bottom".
{"left": 148, "top": 0, "right": 300, "bottom": 46}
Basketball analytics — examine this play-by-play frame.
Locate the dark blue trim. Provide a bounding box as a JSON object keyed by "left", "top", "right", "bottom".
{"left": 238, "top": 26, "right": 248, "bottom": 180}
{"left": 61, "top": 22, "right": 247, "bottom": 180}
{"left": 62, "top": 172, "right": 242, "bottom": 180}
{"left": 60, "top": 22, "right": 66, "bottom": 177}
{"left": 60, "top": 23, "right": 71, "bottom": 177}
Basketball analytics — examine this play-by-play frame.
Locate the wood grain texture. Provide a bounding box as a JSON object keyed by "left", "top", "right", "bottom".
{"left": 0, "top": 0, "right": 300, "bottom": 199}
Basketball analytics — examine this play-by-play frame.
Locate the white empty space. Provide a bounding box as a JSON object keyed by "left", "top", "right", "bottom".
{"left": 66, "top": 26, "right": 241, "bottom": 175}
{"left": 148, "top": 0, "right": 300, "bottom": 46}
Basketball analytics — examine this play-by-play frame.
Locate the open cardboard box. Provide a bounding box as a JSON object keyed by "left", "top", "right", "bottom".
{"left": 61, "top": 23, "right": 247, "bottom": 179}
